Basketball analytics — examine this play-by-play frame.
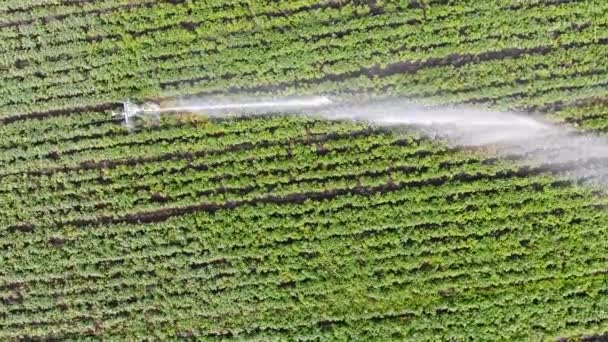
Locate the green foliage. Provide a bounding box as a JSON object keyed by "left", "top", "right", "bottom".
{"left": 0, "top": 0, "right": 607, "bottom": 340}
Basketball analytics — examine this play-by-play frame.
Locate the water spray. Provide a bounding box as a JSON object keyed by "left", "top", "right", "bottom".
{"left": 113, "top": 96, "right": 334, "bottom": 129}
{"left": 113, "top": 95, "right": 608, "bottom": 187}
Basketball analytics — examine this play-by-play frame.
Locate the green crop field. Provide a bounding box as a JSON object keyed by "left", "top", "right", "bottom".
{"left": 1, "top": 0, "right": 608, "bottom": 340}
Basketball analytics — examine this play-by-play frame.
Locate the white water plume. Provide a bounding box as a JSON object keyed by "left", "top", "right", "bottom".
{"left": 157, "top": 95, "right": 333, "bottom": 115}
{"left": 317, "top": 99, "right": 608, "bottom": 186}
{"left": 121, "top": 96, "right": 608, "bottom": 186}
{"left": 118, "top": 95, "right": 334, "bottom": 129}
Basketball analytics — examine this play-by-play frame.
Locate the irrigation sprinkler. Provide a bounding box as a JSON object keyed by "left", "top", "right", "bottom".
{"left": 113, "top": 96, "right": 334, "bottom": 129}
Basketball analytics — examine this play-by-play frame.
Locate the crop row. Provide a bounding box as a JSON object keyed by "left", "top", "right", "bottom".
{"left": 3, "top": 0, "right": 608, "bottom": 339}
{"left": 2, "top": 262, "right": 604, "bottom": 336}
{"left": 0, "top": 132, "right": 430, "bottom": 207}
{"left": 159, "top": 25, "right": 607, "bottom": 96}
{"left": 0, "top": 0, "right": 513, "bottom": 106}
{"left": 3, "top": 0, "right": 593, "bottom": 75}
{"left": 3, "top": 182, "right": 596, "bottom": 282}
{"left": 2, "top": 154, "right": 604, "bottom": 338}
{"left": 2, "top": 35, "right": 602, "bottom": 138}
{"left": 0, "top": 0, "right": 376, "bottom": 52}
{"left": 0, "top": 1, "right": 405, "bottom": 72}
{"left": 0, "top": 122, "right": 383, "bottom": 199}
{"left": 3, "top": 194, "right": 604, "bottom": 312}
{"left": 1, "top": 149, "right": 567, "bottom": 230}
{"left": 0, "top": 0, "right": 212, "bottom": 28}
{"left": 0, "top": 113, "right": 327, "bottom": 166}
{"left": 1, "top": 246, "right": 604, "bottom": 340}
{"left": 35, "top": 32, "right": 601, "bottom": 121}
{"left": 10, "top": 147, "right": 566, "bottom": 227}
{"left": 1, "top": 169, "right": 584, "bottom": 286}
{"left": 0, "top": 169, "right": 565, "bottom": 255}
{"left": 0, "top": 117, "right": 368, "bottom": 178}
{"left": 2, "top": 0, "right": 605, "bottom": 115}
